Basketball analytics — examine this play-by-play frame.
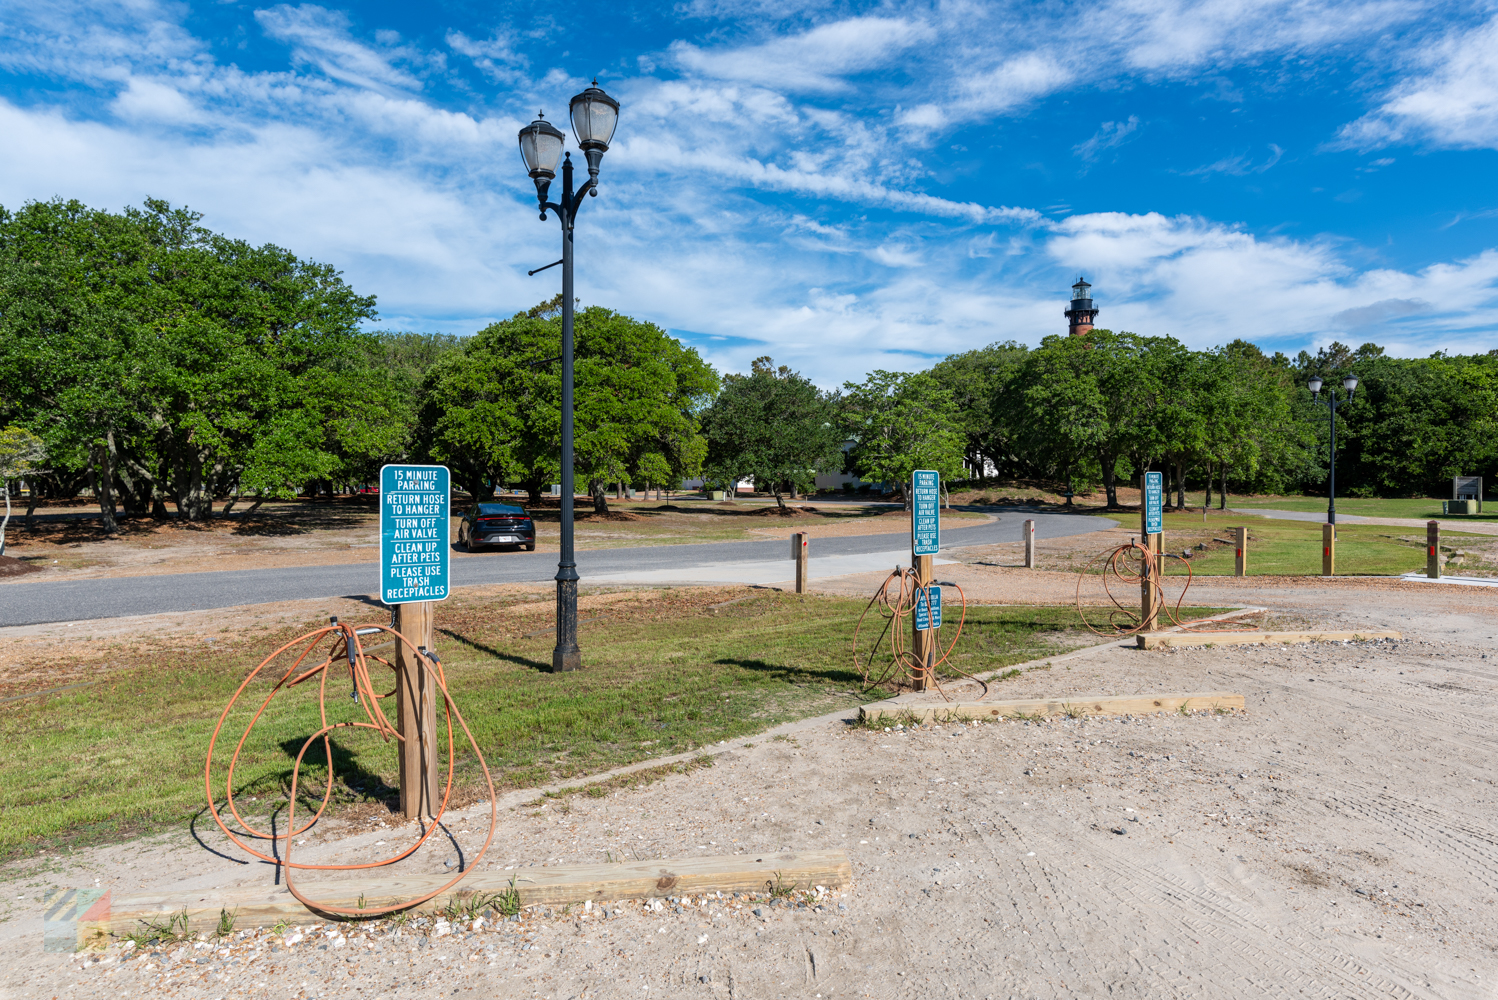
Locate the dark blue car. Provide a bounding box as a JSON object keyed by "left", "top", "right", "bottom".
{"left": 458, "top": 503, "right": 536, "bottom": 552}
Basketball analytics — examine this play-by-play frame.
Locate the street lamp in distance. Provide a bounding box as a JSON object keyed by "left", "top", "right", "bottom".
{"left": 1308, "top": 373, "right": 1358, "bottom": 525}
{"left": 517, "top": 81, "right": 620, "bottom": 673}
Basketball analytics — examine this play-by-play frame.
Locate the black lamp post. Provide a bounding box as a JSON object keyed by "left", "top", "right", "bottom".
{"left": 1308, "top": 374, "right": 1358, "bottom": 525}
{"left": 518, "top": 81, "right": 620, "bottom": 673}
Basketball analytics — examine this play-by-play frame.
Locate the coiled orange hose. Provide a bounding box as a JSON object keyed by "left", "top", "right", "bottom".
{"left": 205, "top": 620, "right": 497, "bottom": 917}
{"left": 1074, "top": 542, "right": 1258, "bottom": 636}
{"left": 852, "top": 567, "right": 984, "bottom": 700}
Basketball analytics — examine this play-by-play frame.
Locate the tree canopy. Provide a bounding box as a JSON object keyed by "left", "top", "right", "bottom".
{"left": 700, "top": 357, "right": 842, "bottom": 507}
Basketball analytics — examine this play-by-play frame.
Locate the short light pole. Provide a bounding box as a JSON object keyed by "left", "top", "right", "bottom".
{"left": 1308, "top": 374, "right": 1358, "bottom": 525}
{"left": 518, "top": 82, "right": 620, "bottom": 673}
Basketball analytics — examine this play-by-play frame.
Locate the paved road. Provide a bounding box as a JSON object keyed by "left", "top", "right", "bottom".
{"left": 0, "top": 509, "right": 1113, "bottom": 626}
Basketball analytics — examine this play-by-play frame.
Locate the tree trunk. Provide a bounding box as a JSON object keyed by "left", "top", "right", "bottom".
{"left": 1204, "top": 461, "right": 1214, "bottom": 509}
{"left": 1176, "top": 459, "right": 1186, "bottom": 509}
{"left": 1219, "top": 465, "right": 1228, "bottom": 510}
{"left": 177, "top": 449, "right": 213, "bottom": 521}
{"left": 591, "top": 479, "right": 609, "bottom": 514}
{"left": 1101, "top": 453, "right": 1118, "bottom": 509}
{"left": 23, "top": 491, "right": 39, "bottom": 532}
{"left": 772, "top": 487, "right": 786, "bottom": 510}
{"left": 94, "top": 440, "right": 118, "bottom": 534}
{"left": 244, "top": 496, "right": 266, "bottom": 515}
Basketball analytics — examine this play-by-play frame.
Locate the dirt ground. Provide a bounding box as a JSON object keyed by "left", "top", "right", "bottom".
{"left": 2, "top": 561, "right": 1496, "bottom": 997}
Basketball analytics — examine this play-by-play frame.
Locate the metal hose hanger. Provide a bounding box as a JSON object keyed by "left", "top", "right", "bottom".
{"left": 204, "top": 621, "right": 498, "bottom": 918}
{"left": 852, "top": 567, "right": 984, "bottom": 701}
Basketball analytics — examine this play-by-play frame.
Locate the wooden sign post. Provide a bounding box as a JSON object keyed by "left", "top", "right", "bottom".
{"left": 1023, "top": 519, "right": 1036, "bottom": 568}
{"left": 380, "top": 464, "right": 452, "bottom": 822}
{"left": 1234, "top": 526, "right": 1248, "bottom": 577}
{"left": 1140, "top": 472, "right": 1163, "bottom": 632}
{"left": 911, "top": 471, "right": 941, "bottom": 692}
{"left": 394, "top": 603, "right": 439, "bottom": 820}
{"left": 1322, "top": 523, "right": 1336, "bottom": 577}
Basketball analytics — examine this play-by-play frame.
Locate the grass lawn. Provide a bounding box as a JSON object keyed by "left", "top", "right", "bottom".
{"left": 0, "top": 589, "right": 1207, "bottom": 861}
{"left": 1226, "top": 496, "right": 1497, "bottom": 521}
{"left": 1102, "top": 510, "right": 1491, "bottom": 576}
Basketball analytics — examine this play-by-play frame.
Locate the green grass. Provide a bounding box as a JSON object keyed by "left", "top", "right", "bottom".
{"left": 0, "top": 592, "right": 1113, "bottom": 860}
{"left": 1105, "top": 510, "right": 1487, "bottom": 576}
{"left": 1225, "top": 496, "right": 1496, "bottom": 520}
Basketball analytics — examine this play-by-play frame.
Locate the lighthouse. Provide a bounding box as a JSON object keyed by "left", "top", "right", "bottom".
{"left": 1064, "top": 277, "right": 1098, "bottom": 336}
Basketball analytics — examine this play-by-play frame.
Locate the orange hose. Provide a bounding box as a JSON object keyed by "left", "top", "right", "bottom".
{"left": 205, "top": 620, "right": 497, "bottom": 918}
{"left": 1075, "top": 542, "right": 1259, "bottom": 636}
{"left": 853, "top": 567, "right": 983, "bottom": 701}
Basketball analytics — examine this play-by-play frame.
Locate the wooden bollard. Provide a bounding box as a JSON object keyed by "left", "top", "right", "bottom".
{"left": 791, "top": 532, "right": 809, "bottom": 593}
{"left": 1234, "top": 526, "right": 1247, "bottom": 577}
{"left": 1023, "top": 519, "right": 1036, "bottom": 568}
{"left": 1322, "top": 523, "right": 1335, "bottom": 577}
{"left": 1427, "top": 520, "right": 1440, "bottom": 579}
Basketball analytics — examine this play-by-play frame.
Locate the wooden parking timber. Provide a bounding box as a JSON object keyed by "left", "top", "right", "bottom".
{"left": 1136, "top": 629, "right": 1401, "bottom": 650}
{"left": 70, "top": 850, "right": 851, "bottom": 948}
{"left": 858, "top": 692, "right": 1244, "bottom": 724}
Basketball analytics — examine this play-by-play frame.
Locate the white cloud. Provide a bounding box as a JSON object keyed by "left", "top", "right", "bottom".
{"left": 1073, "top": 116, "right": 1141, "bottom": 162}
{"left": 669, "top": 17, "right": 934, "bottom": 93}
{"left": 255, "top": 4, "right": 425, "bottom": 94}
{"left": 1182, "top": 143, "right": 1284, "bottom": 176}
{"left": 1044, "top": 211, "right": 1498, "bottom": 353}
{"left": 1335, "top": 13, "right": 1498, "bottom": 150}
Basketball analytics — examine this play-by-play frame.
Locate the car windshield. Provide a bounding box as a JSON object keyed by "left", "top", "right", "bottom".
{"left": 476, "top": 504, "right": 526, "bottom": 516}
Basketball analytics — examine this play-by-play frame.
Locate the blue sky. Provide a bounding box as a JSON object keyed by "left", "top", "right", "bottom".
{"left": 3, "top": 0, "right": 1497, "bottom": 384}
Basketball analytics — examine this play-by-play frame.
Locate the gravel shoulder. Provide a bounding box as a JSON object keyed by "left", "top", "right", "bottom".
{"left": 1, "top": 582, "right": 1493, "bottom": 998}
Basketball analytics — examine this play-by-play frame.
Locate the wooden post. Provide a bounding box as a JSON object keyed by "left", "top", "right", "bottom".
{"left": 1234, "top": 525, "right": 1247, "bottom": 577}
{"left": 395, "top": 601, "right": 438, "bottom": 822}
{"left": 791, "top": 532, "right": 809, "bottom": 593}
{"left": 1139, "top": 476, "right": 1161, "bottom": 631}
{"left": 911, "top": 553, "right": 933, "bottom": 691}
{"left": 1427, "top": 520, "right": 1440, "bottom": 579}
{"left": 1023, "top": 519, "right": 1035, "bottom": 568}
{"left": 1322, "top": 523, "right": 1335, "bottom": 577}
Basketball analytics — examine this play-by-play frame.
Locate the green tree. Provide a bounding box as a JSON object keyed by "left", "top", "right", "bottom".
{"left": 418, "top": 303, "right": 717, "bottom": 511}
{"left": 700, "top": 357, "right": 842, "bottom": 508}
{"left": 928, "top": 342, "right": 1028, "bottom": 479}
{"left": 0, "top": 197, "right": 379, "bottom": 526}
{"left": 839, "top": 370, "right": 965, "bottom": 505}
{"left": 1000, "top": 332, "right": 1170, "bottom": 507}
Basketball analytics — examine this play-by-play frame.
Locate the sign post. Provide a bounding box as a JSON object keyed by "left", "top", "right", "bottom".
{"left": 380, "top": 464, "right": 451, "bottom": 821}
{"left": 1140, "top": 471, "right": 1163, "bottom": 632}
{"left": 911, "top": 471, "right": 940, "bottom": 691}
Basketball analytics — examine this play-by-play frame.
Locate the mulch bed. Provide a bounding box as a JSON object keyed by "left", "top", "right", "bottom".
{"left": 752, "top": 505, "right": 821, "bottom": 517}
{"left": 0, "top": 555, "right": 40, "bottom": 577}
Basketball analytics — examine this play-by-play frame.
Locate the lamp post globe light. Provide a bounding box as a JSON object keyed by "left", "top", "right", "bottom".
{"left": 1308, "top": 373, "right": 1358, "bottom": 525}
{"left": 517, "top": 81, "right": 620, "bottom": 673}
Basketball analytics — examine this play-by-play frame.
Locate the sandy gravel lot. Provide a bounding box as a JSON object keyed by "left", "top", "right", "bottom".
{"left": 2, "top": 566, "right": 1495, "bottom": 999}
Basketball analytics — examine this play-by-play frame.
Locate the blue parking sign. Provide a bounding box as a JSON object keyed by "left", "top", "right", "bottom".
{"left": 380, "top": 464, "right": 450, "bottom": 605}
{"left": 912, "top": 470, "right": 940, "bottom": 556}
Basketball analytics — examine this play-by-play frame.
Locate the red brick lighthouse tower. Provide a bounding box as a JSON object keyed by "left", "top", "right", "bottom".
{"left": 1065, "top": 277, "right": 1098, "bottom": 336}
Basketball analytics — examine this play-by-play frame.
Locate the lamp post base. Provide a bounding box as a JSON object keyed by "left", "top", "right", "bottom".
{"left": 551, "top": 577, "right": 582, "bottom": 672}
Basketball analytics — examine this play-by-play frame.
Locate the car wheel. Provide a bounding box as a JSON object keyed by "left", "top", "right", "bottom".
{"left": 458, "top": 532, "right": 470, "bottom": 553}
{"left": 524, "top": 542, "right": 535, "bottom": 551}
